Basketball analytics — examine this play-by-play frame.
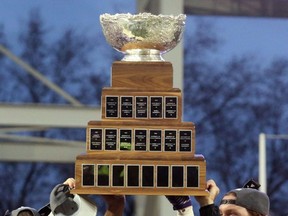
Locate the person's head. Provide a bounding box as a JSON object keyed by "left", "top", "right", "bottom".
{"left": 17, "top": 210, "right": 34, "bottom": 216}
{"left": 219, "top": 188, "right": 270, "bottom": 216}
{"left": 50, "top": 184, "right": 97, "bottom": 216}
{"left": 4, "top": 207, "right": 40, "bottom": 216}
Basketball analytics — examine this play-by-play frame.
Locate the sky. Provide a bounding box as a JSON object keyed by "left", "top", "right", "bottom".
{"left": 0, "top": 0, "right": 136, "bottom": 44}
{"left": 1, "top": 0, "right": 288, "bottom": 66}
{"left": 212, "top": 15, "right": 288, "bottom": 63}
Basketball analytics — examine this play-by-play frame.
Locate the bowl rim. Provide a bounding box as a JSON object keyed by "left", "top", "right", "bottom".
{"left": 100, "top": 12, "right": 186, "bottom": 22}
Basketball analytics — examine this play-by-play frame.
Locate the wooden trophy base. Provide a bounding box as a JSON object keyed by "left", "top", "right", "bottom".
{"left": 111, "top": 61, "right": 173, "bottom": 89}
{"left": 72, "top": 154, "right": 207, "bottom": 196}
{"left": 73, "top": 61, "right": 208, "bottom": 196}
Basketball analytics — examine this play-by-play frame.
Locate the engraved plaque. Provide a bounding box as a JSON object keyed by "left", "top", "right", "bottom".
{"left": 105, "top": 96, "right": 119, "bottom": 118}
{"left": 112, "top": 165, "right": 125, "bottom": 187}
{"left": 90, "top": 129, "right": 103, "bottom": 150}
{"left": 142, "top": 165, "right": 154, "bottom": 187}
{"left": 165, "top": 96, "right": 178, "bottom": 119}
{"left": 134, "top": 129, "right": 147, "bottom": 151}
{"left": 172, "top": 166, "right": 184, "bottom": 187}
{"left": 97, "top": 164, "right": 110, "bottom": 186}
{"left": 82, "top": 164, "right": 95, "bottom": 186}
{"left": 164, "top": 130, "right": 177, "bottom": 152}
{"left": 187, "top": 166, "right": 199, "bottom": 187}
{"left": 179, "top": 130, "right": 192, "bottom": 152}
{"left": 149, "top": 129, "right": 162, "bottom": 151}
{"left": 157, "top": 166, "right": 169, "bottom": 187}
{"left": 121, "top": 96, "right": 133, "bottom": 118}
{"left": 105, "top": 129, "right": 117, "bottom": 150}
{"left": 150, "top": 96, "right": 163, "bottom": 118}
{"left": 127, "top": 165, "right": 140, "bottom": 187}
{"left": 119, "top": 129, "right": 132, "bottom": 151}
{"left": 135, "top": 96, "right": 148, "bottom": 118}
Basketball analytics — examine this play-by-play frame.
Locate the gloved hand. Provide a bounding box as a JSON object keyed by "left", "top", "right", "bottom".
{"left": 165, "top": 196, "right": 192, "bottom": 210}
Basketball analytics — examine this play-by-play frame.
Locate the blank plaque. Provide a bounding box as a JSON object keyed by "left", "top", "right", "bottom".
{"left": 97, "top": 165, "right": 110, "bottom": 186}
{"left": 172, "top": 166, "right": 184, "bottom": 187}
{"left": 112, "top": 165, "right": 125, "bottom": 187}
{"left": 142, "top": 165, "right": 154, "bottom": 187}
{"left": 187, "top": 166, "right": 199, "bottom": 187}
{"left": 127, "top": 165, "right": 140, "bottom": 187}
{"left": 157, "top": 166, "right": 169, "bottom": 187}
{"left": 82, "top": 164, "right": 95, "bottom": 186}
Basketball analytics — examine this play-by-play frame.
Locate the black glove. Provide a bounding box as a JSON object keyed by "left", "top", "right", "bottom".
{"left": 165, "top": 196, "right": 192, "bottom": 210}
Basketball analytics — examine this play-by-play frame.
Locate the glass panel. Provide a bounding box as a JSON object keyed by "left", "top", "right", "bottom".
{"left": 82, "top": 164, "right": 95, "bottom": 186}
{"left": 187, "top": 166, "right": 199, "bottom": 187}
{"left": 112, "top": 165, "right": 125, "bottom": 187}
{"left": 157, "top": 166, "right": 169, "bottom": 187}
{"left": 127, "top": 165, "right": 140, "bottom": 187}
{"left": 172, "top": 166, "right": 184, "bottom": 187}
{"left": 97, "top": 164, "right": 110, "bottom": 186}
{"left": 142, "top": 165, "right": 154, "bottom": 187}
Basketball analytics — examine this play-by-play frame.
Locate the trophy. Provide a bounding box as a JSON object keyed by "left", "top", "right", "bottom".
{"left": 72, "top": 13, "right": 207, "bottom": 196}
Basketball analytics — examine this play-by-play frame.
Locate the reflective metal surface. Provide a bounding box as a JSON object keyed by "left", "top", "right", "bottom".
{"left": 100, "top": 13, "right": 186, "bottom": 61}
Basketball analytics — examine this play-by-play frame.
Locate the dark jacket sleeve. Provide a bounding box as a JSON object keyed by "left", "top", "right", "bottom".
{"left": 199, "top": 204, "right": 220, "bottom": 216}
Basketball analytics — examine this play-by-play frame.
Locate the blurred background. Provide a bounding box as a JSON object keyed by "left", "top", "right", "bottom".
{"left": 0, "top": 0, "right": 288, "bottom": 215}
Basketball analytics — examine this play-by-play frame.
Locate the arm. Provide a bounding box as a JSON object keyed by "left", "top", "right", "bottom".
{"left": 102, "top": 195, "right": 125, "bottom": 216}
{"left": 195, "top": 179, "right": 220, "bottom": 216}
{"left": 63, "top": 178, "right": 125, "bottom": 216}
{"left": 165, "top": 196, "right": 194, "bottom": 216}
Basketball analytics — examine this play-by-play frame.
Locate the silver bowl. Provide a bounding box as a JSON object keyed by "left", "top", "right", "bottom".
{"left": 100, "top": 13, "right": 186, "bottom": 61}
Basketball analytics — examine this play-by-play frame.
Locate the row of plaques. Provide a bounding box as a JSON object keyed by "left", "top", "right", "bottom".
{"left": 81, "top": 164, "right": 199, "bottom": 188}
{"left": 89, "top": 128, "right": 192, "bottom": 152}
{"left": 105, "top": 95, "right": 178, "bottom": 119}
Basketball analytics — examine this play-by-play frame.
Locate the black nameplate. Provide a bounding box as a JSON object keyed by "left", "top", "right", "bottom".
{"left": 187, "top": 166, "right": 199, "bottom": 187}
{"left": 150, "top": 96, "right": 163, "bottom": 118}
{"left": 149, "top": 129, "right": 162, "bottom": 151}
{"left": 164, "top": 130, "right": 177, "bottom": 151}
{"left": 134, "top": 129, "right": 147, "bottom": 151}
{"left": 105, "top": 129, "right": 117, "bottom": 150}
{"left": 119, "top": 129, "right": 132, "bottom": 151}
{"left": 121, "top": 96, "right": 133, "bottom": 118}
{"left": 106, "top": 96, "right": 118, "bottom": 118}
{"left": 142, "top": 165, "right": 154, "bottom": 187}
{"left": 179, "top": 130, "right": 192, "bottom": 152}
{"left": 165, "top": 96, "right": 178, "bottom": 119}
{"left": 90, "top": 129, "right": 103, "bottom": 150}
{"left": 172, "top": 166, "right": 184, "bottom": 187}
{"left": 157, "top": 166, "right": 169, "bottom": 187}
{"left": 112, "top": 165, "right": 125, "bottom": 187}
{"left": 135, "top": 96, "right": 148, "bottom": 118}
{"left": 127, "top": 165, "right": 140, "bottom": 187}
{"left": 97, "top": 164, "right": 110, "bottom": 186}
{"left": 82, "top": 164, "right": 95, "bottom": 186}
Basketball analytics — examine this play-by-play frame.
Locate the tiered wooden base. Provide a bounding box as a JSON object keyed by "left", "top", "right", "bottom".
{"left": 73, "top": 153, "right": 206, "bottom": 195}
{"left": 72, "top": 61, "right": 207, "bottom": 196}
